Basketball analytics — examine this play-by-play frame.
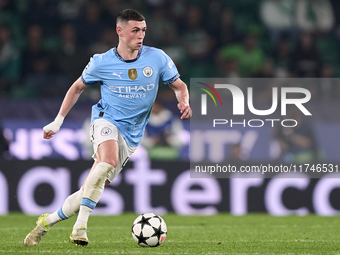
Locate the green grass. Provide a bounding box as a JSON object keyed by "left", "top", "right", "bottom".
{"left": 0, "top": 213, "right": 340, "bottom": 254}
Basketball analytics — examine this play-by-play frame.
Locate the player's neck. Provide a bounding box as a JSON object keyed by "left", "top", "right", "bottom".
{"left": 116, "top": 44, "right": 139, "bottom": 61}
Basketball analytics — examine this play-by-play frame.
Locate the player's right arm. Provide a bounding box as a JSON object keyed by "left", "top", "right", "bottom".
{"left": 43, "top": 77, "right": 87, "bottom": 139}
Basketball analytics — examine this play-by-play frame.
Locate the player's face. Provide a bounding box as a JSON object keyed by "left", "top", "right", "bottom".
{"left": 120, "top": 20, "right": 146, "bottom": 51}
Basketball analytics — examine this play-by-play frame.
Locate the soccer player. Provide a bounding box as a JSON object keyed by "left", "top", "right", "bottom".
{"left": 24, "top": 9, "right": 191, "bottom": 247}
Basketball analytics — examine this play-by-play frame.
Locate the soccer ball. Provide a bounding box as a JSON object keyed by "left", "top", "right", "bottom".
{"left": 131, "top": 213, "right": 167, "bottom": 247}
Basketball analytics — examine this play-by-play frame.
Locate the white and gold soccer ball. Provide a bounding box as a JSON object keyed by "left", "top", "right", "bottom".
{"left": 131, "top": 213, "right": 167, "bottom": 247}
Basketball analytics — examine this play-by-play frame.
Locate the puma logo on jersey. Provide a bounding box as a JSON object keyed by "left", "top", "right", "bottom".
{"left": 112, "top": 72, "right": 122, "bottom": 79}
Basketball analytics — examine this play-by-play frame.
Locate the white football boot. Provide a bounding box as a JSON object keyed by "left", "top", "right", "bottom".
{"left": 24, "top": 214, "right": 50, "bottom": 246}
{"left": 69, "top": 226, "right": 89, "bottom": 246}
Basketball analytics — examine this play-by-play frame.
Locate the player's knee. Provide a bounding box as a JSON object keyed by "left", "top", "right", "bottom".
{"left": 88, "top": 162, "right": 114, "bottom": 187}
{"left": 101, "top": 159, "right": 118, "bottom": 168}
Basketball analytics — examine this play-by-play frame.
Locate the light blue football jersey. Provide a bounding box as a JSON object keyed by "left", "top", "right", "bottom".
{"left": 81, "top": 46, "right": 180, "bottom": 147}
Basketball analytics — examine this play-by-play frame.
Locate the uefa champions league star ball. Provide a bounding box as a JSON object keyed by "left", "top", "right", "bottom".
{"left": 131, "top": 213, "right": 167, "bottom": 247}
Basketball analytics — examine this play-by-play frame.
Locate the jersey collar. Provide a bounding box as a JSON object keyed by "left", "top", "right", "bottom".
{"left": 113, "top": 46, "right": 143, "bottom": 63}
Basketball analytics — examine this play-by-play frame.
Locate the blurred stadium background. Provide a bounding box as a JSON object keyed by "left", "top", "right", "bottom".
{"left": 1, "top": 0, "right": 340, "bottom": 216}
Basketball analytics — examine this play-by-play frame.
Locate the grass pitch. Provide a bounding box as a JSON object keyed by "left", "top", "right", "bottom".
{"left": 0, "top": 213, "right": 339, "bottom": 254}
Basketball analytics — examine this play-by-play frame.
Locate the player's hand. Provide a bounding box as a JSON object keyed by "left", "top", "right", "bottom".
{"left": 43, "top": 114, "right": 64, "bottom": 139}
{"left": 177, "top": 102, "right": 192, "bottom": 120}
{"left": 43, "top": 125, "right": 57, "bottom": 139}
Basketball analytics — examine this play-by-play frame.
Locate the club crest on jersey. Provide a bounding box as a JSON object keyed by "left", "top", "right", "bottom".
{"left": 128, "top": 68, "right": 138, "bottom": 81}
{"left": 101, "top": 127, "right": 112, "bottom": 136}
{"left": 143, "top": 66, "right": 153, "bottom": 77}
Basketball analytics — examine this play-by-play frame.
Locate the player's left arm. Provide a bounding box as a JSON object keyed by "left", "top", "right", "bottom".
{"left": 169, "top": 78, "right": 192, "bottom": 120}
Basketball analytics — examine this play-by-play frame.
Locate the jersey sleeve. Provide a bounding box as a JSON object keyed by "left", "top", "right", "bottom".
{"left": 160, "top": 51, "right": 180, "bottom": 85}
{"left": 81, "top": 54, "right": 101, "bottom": 85}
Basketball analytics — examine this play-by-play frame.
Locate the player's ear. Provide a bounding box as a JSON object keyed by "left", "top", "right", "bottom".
{"left": 117, "top": 20, "right": 128, "bottom": 36}
{"left": 116, "top": 26, "right": 123, "bottom": 36}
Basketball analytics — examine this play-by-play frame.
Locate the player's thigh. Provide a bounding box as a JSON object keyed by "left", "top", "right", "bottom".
{"left": 107, "top": 132, "right": 137, "bottom": 182}
{"left": 96, "top": 139, "right": 119, "bottom": 167}
{"left": 91, "top": 119, "right": 119, "bottom": 167}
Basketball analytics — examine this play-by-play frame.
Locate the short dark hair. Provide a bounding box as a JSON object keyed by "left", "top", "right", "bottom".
{"left": 116, "top": 9, "right": 145, "bottom": 25}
